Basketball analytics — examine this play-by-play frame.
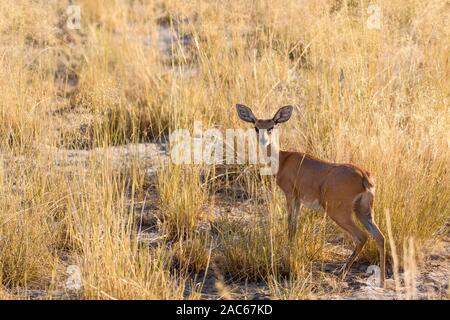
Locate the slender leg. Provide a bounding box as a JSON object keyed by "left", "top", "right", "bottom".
{"left": 356, "top": 211, "right": 386, "bottom": 288}
{"left": 340, "top": 229, "right": 367, "bottom": 278}
{"left": 287, "top": 196, "right": 301, "bottom": 242}
{"left": 328, "top": 208, "right": 368, "bottom": 279}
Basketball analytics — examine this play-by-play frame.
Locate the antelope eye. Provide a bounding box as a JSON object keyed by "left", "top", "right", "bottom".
{"left": 267, "top": 128, "right": 273, "bottom": 133}
{"left": 255, "top": 128, "right": 259, "bottom": 133}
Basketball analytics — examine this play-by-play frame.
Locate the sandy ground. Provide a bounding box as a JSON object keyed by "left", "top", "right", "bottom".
{"left": 38, "top": 141, "right": 449, "bottom": 300}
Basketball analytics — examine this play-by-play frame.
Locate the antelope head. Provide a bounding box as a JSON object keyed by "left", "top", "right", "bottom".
{"left": 235, "top": 104, "right": 293, "bottom": 147}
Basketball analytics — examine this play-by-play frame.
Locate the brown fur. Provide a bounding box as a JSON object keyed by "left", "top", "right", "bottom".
{"left": 236, "top": 104, "right": 386, "bottom": 287}
{"left": 276, "top": 151, "right": 385, "bottom": 287}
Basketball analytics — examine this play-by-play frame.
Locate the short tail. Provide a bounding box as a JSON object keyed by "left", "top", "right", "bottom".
{"left": 354, "top": 171, "right": 375, "bottom": 214}
{"left": 362, "top": 171, "right": 375, "bottom": 192}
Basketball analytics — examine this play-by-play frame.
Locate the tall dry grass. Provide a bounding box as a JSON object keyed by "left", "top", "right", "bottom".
{"left": 0, "top": 0, "right": 448, "bottom": 299}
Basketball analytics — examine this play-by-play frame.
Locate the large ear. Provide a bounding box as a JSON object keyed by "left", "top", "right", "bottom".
{"left": 272, "top": 105, "right": 293, "bottom": 124}
{"left": 236, "top": 104, "right": 257, "bottom": 123}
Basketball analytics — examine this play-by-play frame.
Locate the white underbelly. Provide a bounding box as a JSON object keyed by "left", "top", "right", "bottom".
{"left": 301, "top": 199, "right": 324, "bottom": 211}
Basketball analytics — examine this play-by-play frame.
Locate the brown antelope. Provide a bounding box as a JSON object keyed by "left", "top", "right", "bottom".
{"left": 236, "top": 104, "right": 386, "bottom": 287}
